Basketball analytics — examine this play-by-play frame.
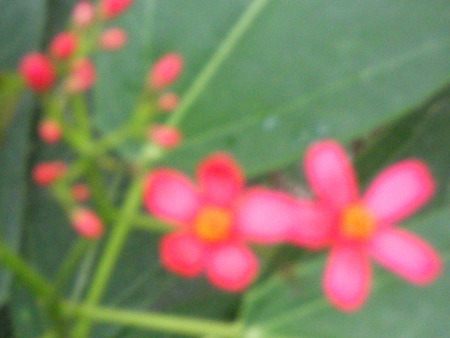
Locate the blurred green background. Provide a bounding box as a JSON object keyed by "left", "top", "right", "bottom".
{"left": 0, "top": 0, "right": 449, "bottom": 336}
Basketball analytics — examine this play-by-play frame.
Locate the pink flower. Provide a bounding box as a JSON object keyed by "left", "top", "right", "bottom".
{"left": 144, "top": 153, "right": 297, "bottom": 292}
{"left": 148, "top": 125, "right": 183, "bottom": 149}
{"left": 289, "top": 140, "right": 442, "bottom": 311}
{"left": 32, "top": 161, "right": 68, "bottom": 186}
{"left": 100, "top": 0, "right": 134, "bottom": 19}
{"left": 100, "top": 28, "right": 127, "bottom": 51}
{"left": 50, "top": 32, "right": 79, "bottom": 60}
{"left": 149, "top": 53, "right": 184, "bottom": 91}
{"left": 72, "top": 1, "right": 96, "bottom": 29}
{"left": 19, "top": 53, "right": 56, "bottom": 92}
{"left": 38, "top": 119, "right": 63, "bottom": 144}
{"left": 71, "top": 208, "right": 104, "bottom": 239}
{"left": 66, "top": 58, "right": 97, "bottom": 93}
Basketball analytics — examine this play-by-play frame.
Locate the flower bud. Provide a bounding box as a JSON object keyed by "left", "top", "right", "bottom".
{"left": 72, "top": 1, "right": 96, "bottom": 28}
{"left": 50, "top": 32, "right": 79, "bottom": 60}
{"left": 72, "top": 184, "right": 91, "bottom": 202}
{"left": 158, "top": 92, "right": 179, "bottom": 112}
{"left": 100, "top": 0, "right": 134, "bottom": 19}
{"left": 19, "top": 53, "right": 56, "bottom": 92}
{"left": 32, "top": 161, "right": 67, "bottom": 186}
{"left": 71, "top": 208, "right": 104, "bottom": 239}
{"left": 66, "top": 58, "right": 97, "bottom": 93}
{"left": 100, "top": 28, "right": 127, "bottom": 51}
{"left": 38, "top": 120, "right": 63, "bottom": 144}
{"left": 149, "top": 53, "right": 184, "bottom": 90}
{"left": 149, "top": 125, "right": 183, "bottom": 149}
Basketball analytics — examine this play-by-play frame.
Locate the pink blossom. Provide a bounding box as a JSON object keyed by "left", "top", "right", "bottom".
{"left": 50, "top": 32, "right": 79, "bottom": 60}
{"left": 71, "top": 208, "right": 104, "bottom": 239}
{"left": 32, "top": 161, "right": 67, "bottom": 186}
{"left": 289, "top": 140, "right": 442, "bottom": 311}
{"left": 100, "top": 28, "right": 127, "bottom": 51}
{"left": 72, "top": 184, "right": 91, "bottom": 202}
{"left": 144, "top": 153, "right": 297, "bottom": 292}
{"left": 38, "top": 119, "right": 63, "bottom": 144}
{"left": 149, "top": 53, "right": 184, "bottom": 91}
{"left": 66, "top": 58, "right": 97, "bottom": 93}
{"left": 72, "top": 1, "right": 95, "bottom": 29}
{"left": 158, "top": 92, "right": 179, "bottom": 112}
{"left": 148, "top": 125, "right": 183, "bottom": 149}
{"left": 100, "top": 0, "right": 134, "bottom": 19}
{"left": 19, "top": 53, "right": 56, "bottom": 92}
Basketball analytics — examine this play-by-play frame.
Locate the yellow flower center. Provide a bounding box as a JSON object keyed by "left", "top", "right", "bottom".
{"left": 194, "top": 207, "right": 233, "bottom": 243}
{"left": 340, "top": 204, "right": 375, "bottom": 240}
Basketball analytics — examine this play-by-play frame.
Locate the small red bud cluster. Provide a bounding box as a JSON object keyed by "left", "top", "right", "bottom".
{"left": 145, "top": 53, "right": 185, "bottom": 149}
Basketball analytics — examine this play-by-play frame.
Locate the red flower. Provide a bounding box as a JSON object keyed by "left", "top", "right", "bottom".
{"left": 19, "top": 53, "right": 56, "bottom": 92}
{"left": 144, "top": 153, "right": 297, "bottom": 292}
{"left": 38, "top": 119, "right": 63, "bottom": 144}
{"left": 50, "top": 32, "right": 79, "bottom": 60}
{"left": 289, "top": 140, "right": 442, "bottom": 311}
{"left": 149, "top": 53, "right": 184, "bottom": 91}
{"left": 100, "top": 28, "right": 127, "bottom": 51}
{"left": 32, "top": 161, "right": 67, "bottom": 186}
{"left": 100, "top": 0, "right": 134, "bottom": 19}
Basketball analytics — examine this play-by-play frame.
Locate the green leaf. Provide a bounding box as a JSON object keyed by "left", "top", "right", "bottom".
{"left": 240, "top": 88, "right": 450, "bottom": 337}
{"left": 94, "top": 0, "right": 450, "bottom": 177}
{"left": 0, "top": 96, "right": 35, "bottom": 307}
{"left": 0, "top": 0, "right": 47, "bottom": 69}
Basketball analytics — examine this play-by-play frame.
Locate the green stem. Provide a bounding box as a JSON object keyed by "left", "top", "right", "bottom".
{"left": 0, "top": 239, "right": 66, "bottom": 335}
{"left": 71, "top": 173, "right": 146, "bottom": 337}
{"left": 65, "top": 303, "right": 243, "bottom": 337}
{"left": 86, "top": 160, "right": 117, "bottom": 223}
{"left": 0, "top": 239, "right": 54, "bottom": 299}
{"left": 55, "top": 239, "right": 90, "bottom": 293}
{"left": 133, "top": 213, "right": 171, "bottom": 233}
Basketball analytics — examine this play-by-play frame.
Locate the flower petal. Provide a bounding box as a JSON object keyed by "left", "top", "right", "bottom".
{"left": 197, "top": 152, "right": 245, "bottom": 206}
{"left": 288, "top": 200, "right": 334, "bottom": 249}
{"left": 304, "top": 140, "right": 359, "bottom": 211}
{"left": 363, "top": 160, "right": 435, "bottom": 225}
{"left": 235, "top": 188, "right": 298, "bottom": 243}
{"left": 370, "top": 227, "right": 442, "bottom": 285}
{"left": 159, "top": 232, "right": 205, "bottom": 277}
{"left": 144, "top": 169, "right": 200, "bottom": 225}
{"left": 323, "top": 244, "right": 371, "bottom": 312}
{"left": 205, "top": 244, "right": 259, "bottom": 292}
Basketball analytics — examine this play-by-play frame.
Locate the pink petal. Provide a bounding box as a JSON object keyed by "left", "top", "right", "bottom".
{"left": 144, "top": 169, "right": 200, "bottom": 225}
{"left": 304, "top": 140, "right": 359, "bottom": 211}
{"left": 205, "top": 244, "right": 259, "bottom": 292}
{"left": 288, "top": 200, "right": 335, "bottom": 249}
{"left": 197, "top": 152, "right": 245, "bottom": 206}
{"left": 159, "top": 232, "right": 205, "bottom": 277}
{"left": 235, "top": 188, "right": 298, "bottom": 243}
{"left": 370, "top": 227, "right": 442, "bottom": 285}
{"left": 323, "top": 244, "right": 371, "bottom": 312}
{"left": 363, "top": 160, "right": 435, "bottom": 225}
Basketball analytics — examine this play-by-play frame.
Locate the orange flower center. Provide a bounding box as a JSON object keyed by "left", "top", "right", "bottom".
{"left": 194, "top": 207, "right": 233, "bottom": 243}
{"left": 340, "top": 204, "right": 375, "bottom": 240}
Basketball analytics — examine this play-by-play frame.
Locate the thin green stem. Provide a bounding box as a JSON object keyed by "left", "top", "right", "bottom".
{"left": 133, "top": 213, "right": 171, "bottom": 233}
{"left": 71, "top": 94, "right": 91, "bottom": 137}
{"left": 55, "top": 239, "right": 90, "bottom": 293}
{"left": 71, "top": 173, "right": 146, "bottom": 337}
{"left": 65, "top": 303, "right": 243, "bottom": 337}
{"left": 86, "top": 160, "right": 117, "bottom": 223}
{"left": 0, "top": 239, "right": 67, "bottom": 335}
{"left": 0, "top": 239, "right": 54, "bottom": 299}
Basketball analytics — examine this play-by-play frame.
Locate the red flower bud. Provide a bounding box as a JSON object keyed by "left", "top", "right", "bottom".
{"left": 32, "top": 161, "right": 68, "bottom": 186}
{"left": 149, "top": 53, "right": 184, "bottom": 90}
{"left": 71, "top": 208, "right": 104, "bottom": 239}
{"left": 72, "top": 1, "right": 96, "bottom": 28}
{"left": 38, "top": 120, "right": 63, "bottom": 144}
{"left": 158, "top": 92, "right": 179, "bottom": 112}
{"left": 100, "top": 28, "right": 127, "bottom": 51}
{"left": 50, "top": 32, "right": 79, "bottom": 60}
{"left": 19, "top": 53, "right": 56, "bottom": 92}
{"left": 72, "top": 184, "right": 91, "bottom": 202}
{"left": 66, "top": 58, "right": 97, "bottom": 93}
{"left": 149, "top": 125, "right": 183, "bottom": 149}
{"left": 100, "top": 0, "right": 134, "bottom": 19}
